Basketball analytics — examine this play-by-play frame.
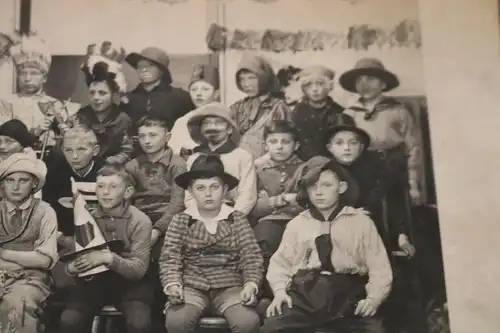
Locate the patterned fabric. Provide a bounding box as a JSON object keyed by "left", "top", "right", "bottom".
{"left": 159, "top": 210, "right": 263, "bottom": 291}
{"left": 252, "top": 153, "right": 304, "bottom": 221}
{"left": 72, "top": 105, "right": 133, "bottom": 164}
{"left": 267, "top": 206, "right": 392, "bottom": 306}
{"left": 292, "top": 97, "right": 344, "bottom": 161}
{"left": 91, "top": 205, "right": 153, "bottom": 281}
{"left": 126, "top": 149, "right": 186, "bottom": 233}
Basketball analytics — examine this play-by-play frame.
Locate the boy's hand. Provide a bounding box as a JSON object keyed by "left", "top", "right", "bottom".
{"left": 73, "top": 250, "right": 113, "bottom": 272}
{"left": 354, "top": 298, "right": 379, "bottom": 317}
{"left": 266, "top": 289, "right": 292, "bottom": 317}
{"left": 165, "top": 284, "right": 184, "bottom": 305}
{"left": 150, "top": 229, "right": 161, "bottom": 248}
{"left": 39, "top": 117, "right": 54, "bottom": 132}
{"left": 398, "top": 234, "right": 416, "bottom": 258}
{"left": 240, "top": 283, "right": 258, "bottom": 306}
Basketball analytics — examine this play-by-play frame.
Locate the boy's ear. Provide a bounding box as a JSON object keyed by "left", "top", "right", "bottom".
{"left": 123, "top": 185, "right": 135, "bottom": 200}
{"left": 338, "top": 181, "right": 348, "bottom": 195}
{"left": 293, "top": 141, "right": 300, "bottom": 152}
{"left": 92, "top": 144, "right": 101, "bottom": 157}
{"left": 327, "top": 80, "right": 334, "bottom": 92}
{"left": 212, "top": 90, "right": 221, "bottom": 102}
{"left": 222, "top": 184, "right": 229, "bottom": 196}
{"left": 165, "top": 131, "right": 172, "bottom": 143}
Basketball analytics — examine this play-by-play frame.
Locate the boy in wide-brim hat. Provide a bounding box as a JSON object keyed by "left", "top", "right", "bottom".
{"left": 124, "top": 47, "right": 194, "bottom": 133}
{"left": 160, "top": 154, "right": 263, "bottom": 333}
{"left": 184, "top": 103, "right": 257, "bottom": 217}
{"left": 0, "top": 153, "right": 58, "bottom": 332}
{"left": 339, "top": 57, "right": 421, "bottom": 254}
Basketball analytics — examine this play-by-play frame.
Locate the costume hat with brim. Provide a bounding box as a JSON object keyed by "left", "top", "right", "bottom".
{"left": 296, "top": 155, "right": 359, "bottom": 208}
{"left": 323, "top": 113, "right": 371, "bottom": 148}
{"left": 187, "top": 103, "right": 241, "bottom": 146}
{"left": 339, "top": 58, "right": 399, "bottom": 93}
{"left": 0, "top": 153, "right": 46, "bottom": 192}
{"left": 125, "top": 47, "right": 173, "bottom": 85}
{"left": 175, "top": 154, "right": 239, "bottom": 190}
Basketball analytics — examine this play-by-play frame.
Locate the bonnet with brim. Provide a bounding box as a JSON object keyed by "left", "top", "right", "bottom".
{"left": 295, "top": 156, "right": 359, "bottom": 208}
{"left": 0, "top": 153, "right": 47, "bottom": 192}
{"left": 187, "top": 103, "right": 241, "bottom": 145}
{"left": 125, "top": 47, "right": 173, "bottom": 86}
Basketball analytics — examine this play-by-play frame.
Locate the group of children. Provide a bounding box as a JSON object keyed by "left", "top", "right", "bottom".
{"left": 0, "top": 35, "right": 423, "bottom": 333}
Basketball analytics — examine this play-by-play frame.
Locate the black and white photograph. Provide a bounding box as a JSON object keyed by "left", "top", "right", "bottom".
{"left": 1, "top": 0, "right": 499, "bottom": 332}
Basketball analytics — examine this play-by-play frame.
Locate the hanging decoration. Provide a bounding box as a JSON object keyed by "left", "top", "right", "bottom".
{"left": 205, "top": 20, "right": 421, "bottom": 52}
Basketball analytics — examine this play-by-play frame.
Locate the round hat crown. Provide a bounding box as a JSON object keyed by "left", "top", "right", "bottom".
{"left": 353, "top": 58, "right": 386, "bottom": 70}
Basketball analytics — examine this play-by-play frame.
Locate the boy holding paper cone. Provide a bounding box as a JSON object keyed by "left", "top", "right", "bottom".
{"left": 59, "top": 164, "right": 154, "bottom": 333}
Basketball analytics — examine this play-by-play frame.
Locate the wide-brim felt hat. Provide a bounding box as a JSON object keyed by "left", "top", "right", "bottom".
{"left": 296, "top": 156, "right": 360, "bottom": 208}
{"left": 175, "top": 154, "right": 239, "bottom": 190}
{"left": 339, "top": 58, "right": 399, "bottom": 93}
{"left": 125, "top": 47, "right": 173, "bottom": 84}
{"left": 187, "top": 103, "right": 241, "bottom": 145}
{"left": 323, "top": 113, "right": 371, "bottom": 148}
{"left": 0, "top": 153, "right": 46, "bottom": 192}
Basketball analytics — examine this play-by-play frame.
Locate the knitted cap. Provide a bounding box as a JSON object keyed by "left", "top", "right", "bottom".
{"left": 0, "top": 119, "right": 36, "bottom": 148}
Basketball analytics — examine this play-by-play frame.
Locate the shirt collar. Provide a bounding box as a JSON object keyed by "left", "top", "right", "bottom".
{"left": 94, "top": 203, "right": 132, "bottom": 219}
{"left": 72, "top": 160, "right": 95, "bottom": 178}
{"left": 5, "top": 197, "right": 33, "bottom": 213}
{"left": 137, "top": 148, "right": 173, "bottom": 166}
{"left": 194, "top": 140, "right": 237, "bottom": 155}
{"left": 256, "top": 153, "right": 303, "bottom": 170}
{"left": 305, "top": 205, "right": 362, "bottom": 222}
{"left": 184, "top": 203, "right": 235, "bottom": 224}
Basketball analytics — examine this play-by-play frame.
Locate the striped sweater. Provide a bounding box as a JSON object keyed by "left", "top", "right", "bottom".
{"left": 159, "top": 207, "right": 264, "bottom": 291}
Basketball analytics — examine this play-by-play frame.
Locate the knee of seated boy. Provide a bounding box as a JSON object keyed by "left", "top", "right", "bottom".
{"left": 224, "top": 304, "right": 261, "bottom": 333}
{"left": 122, "top": 301, "right": 152, "bottom": 332}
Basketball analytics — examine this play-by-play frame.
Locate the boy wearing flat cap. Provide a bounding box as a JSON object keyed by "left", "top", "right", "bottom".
{"left": 160, "top": 154, "right": 264, "bottom": 333}
{"left": 169, "top": 63, "right": 220, "bottom": 156}
{"left": 184, "top": 103, "right": 257, "bottom": 217}
{"left": 125, "top": 47, "right": 195, "bottom": 132}
{"left": 0, "top": 153, "right": 58, "bottom": 333}
{"left": 0, "top": 119, "right": 37, "bottom": 162}
{"left": 340, "top": 58, "right": 422, "bottom": 207}
{"left": 291, "top": 65, "right": 345, "bottom": 161}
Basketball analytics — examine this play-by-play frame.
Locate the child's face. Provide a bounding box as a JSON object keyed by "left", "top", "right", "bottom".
{"left": 306, "top": 170, "right": 347, "bottom": 211}
{"left": 189, "top": 81, "right": 216, "bottom": 108}
{"left": 0, "top": 136, "right": 23, "bottom": 159}
{"left": 200, "top": 116, "right": 231, "bottom": 145}
{"left": 138, "top": 125, "right": 170, "bottom": 155}
{"left": 96, "top": 175, "right": 133, "bottom": 210}
{"left": 189, "top": 177, "right": 228, "bottom": 211}
{"left": 17, "top": 67, "right": 46, "bottom": 94}
{"left": 88, "top": 81, "right": 113, "bottom": 112}
{"left": 355, "top": 75, "right": 386, "bottom": 100}
{"left": 265, "top": 133, "right": 298, "bottom": 162}
{"left": 238, "top": 70, "right": 259, "bottom": 97}
{"left": 326, "top": 131, "right": 364, "bottom": 165}
{"left": 1, "top": 172, "right": 37, "bottom": 204}
{"left": 137, "top": 59, "right": 163, "bottom": 84}
{"left": 302, "top": 78, "right": 332, "bottom": 103}
{"left": 62, "top": 136, "right": 99, "bottom": 172}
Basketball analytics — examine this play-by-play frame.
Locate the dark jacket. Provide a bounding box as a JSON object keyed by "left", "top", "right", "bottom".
{"left": 124, "top": 81, "right": 195, "bottom": 133}
{"left": 292, "top": 97, "right": 344, "bottom": 161}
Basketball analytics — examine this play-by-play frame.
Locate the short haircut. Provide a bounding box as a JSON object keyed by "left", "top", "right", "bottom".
{"left": 96, "top": 164, "right": 136, "bottom": 188}
{"left": 62, "top": 125, "right": 99, "bottom": 147}
{"left": 136, "top": 116, "right": 170, "bottom": 131}
{"left": 263, "top": 120, "right": 299, "bottom": 141}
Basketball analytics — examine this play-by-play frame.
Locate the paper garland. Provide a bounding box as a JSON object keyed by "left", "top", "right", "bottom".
{"left": 206, "top": 20, "right": 421, "bottom": 53}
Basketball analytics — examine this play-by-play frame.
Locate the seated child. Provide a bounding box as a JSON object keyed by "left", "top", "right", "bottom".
{"left": 0, "top": 119, "right": 37, "bottom": 161}
{"left": 250, "top": 120, "right": 304, "bottom": 296}
{"left": 160, "top": 154, "right": 264, "bottom": 333}
{"left": 185, "top": 103, "right": 257, "bottom": 216}
{"left": 292, "top": 65, "right": 344, "bottom": 161}
{"left": 72, "top": 53, "right": 133, "bottom": 164}
{"left": 229, "top": 54, "right": 293, "bottom": 159}
{"left": 324, "top": 114, "right": 415, "bottom": 256}
{"left": 43, "top": 125, "right": 103, "bottom": 248}
{"left": 261, "top": 156, "right": 393, "bottom": 333}
{"left": 59, "top": 164, "right": 153, "bottom": 333}
{"left": 169, "top": 63, "right": 220, "bottom": 157}
{"left": 0, "top": 153, "right": 58, "bottom": 332}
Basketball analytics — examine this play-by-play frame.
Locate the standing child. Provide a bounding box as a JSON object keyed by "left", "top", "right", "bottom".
{"left": 169, "top": 63, "right": 220, "bottom": 156}
{"left": 160, "top": 154, "right": 264, "bottom": 333}
{"left": 43, "top": 125, "right": 103, "bottom": 248}
{"left": 0, "top": 153, "right": 58, "bottom": 332}
{"left": 59, "top": 164, "right": 153, "bottom": 333}
{"left": 292, "top": 65, "right": 345, "bottom": 161}
{"left": 230, "top": 54, "right": 292, "bottom": 159}
{"left": 185, "top": 103, "right": 257, "bottom": 216}
{"left": 324, "top": 114, "right": 415, "bottom": 256}
{"left": 339, "top": 58, "right": 422, "bottom": 207}
{"left": 261, "top": 156, "right": 393, "bottom": 333}
{"left": 250, "top": 120, "right": 303, "bottom": 297}
{"left": 73, "top": 43, "right": 133, "bottom": 164}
